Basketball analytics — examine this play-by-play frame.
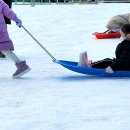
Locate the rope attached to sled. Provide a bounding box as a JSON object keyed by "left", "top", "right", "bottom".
{"left": 22, "top": 25, "right": 56, "bottom": 61}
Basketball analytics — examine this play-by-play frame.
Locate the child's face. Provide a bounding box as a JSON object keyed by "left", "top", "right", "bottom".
{"left": 120, "top": 29, "right": 130, "bottom": 40}
{"left": 120, "top": 30, "right": 125, "bottom": 37}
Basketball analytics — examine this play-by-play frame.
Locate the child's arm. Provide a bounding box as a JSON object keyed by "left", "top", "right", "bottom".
{"left": 1, "top": 0, "right": 22, "bottom": 27}
{"left": 1, "top": 0, "right": 17, "bottom": 21}
{"left": 106, "top": 66, "right": 114, "bottom": 73}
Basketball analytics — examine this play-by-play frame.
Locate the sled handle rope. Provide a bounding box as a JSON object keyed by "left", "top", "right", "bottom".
{"left": 103, "top": 30, "right": 109, "bottom": 33}
{"left": 22, "top": 25, "right": 56, "bottom": 61}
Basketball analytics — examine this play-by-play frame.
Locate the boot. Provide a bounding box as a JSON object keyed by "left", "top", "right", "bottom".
{"left": 77, "top": 52, "right": 84, "bottom": 67}
{"left": 82, "top": 52, "right": 89, "bottom": 67}
{"left": 78, "top": 52, "right": 88, "bottom": 67}
{"left": 78, "top": 51, "right": 92, "bottom": 67}
{"left": 13, "top": 61, "right": 31, "bottom": 78}
{"left": 83, "top": 51, "right": 92, "bottom": 67}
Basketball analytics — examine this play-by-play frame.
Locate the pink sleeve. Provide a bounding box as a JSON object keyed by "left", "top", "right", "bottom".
{"left": 1, "top": 0, "right": 17, "bottom": 21}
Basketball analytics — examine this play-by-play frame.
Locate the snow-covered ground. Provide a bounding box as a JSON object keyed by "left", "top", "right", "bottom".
{"left": 0, "top": 3, "right": 130, "bottom": 130}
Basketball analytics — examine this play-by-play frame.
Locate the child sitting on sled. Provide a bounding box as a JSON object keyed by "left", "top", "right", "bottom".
{"left": 0, "top": 0, "right": 31, "bottom": 78}
{"left": 104, "top": 13, "right": 130, "bottom": 34}
{"left": 78, "top": 24, "right": 130, "bottom": 73}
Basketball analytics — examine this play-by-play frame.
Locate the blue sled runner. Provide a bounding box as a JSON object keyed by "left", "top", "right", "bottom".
{"left": 54, "top": 60, "right": 130, "bottom": 77}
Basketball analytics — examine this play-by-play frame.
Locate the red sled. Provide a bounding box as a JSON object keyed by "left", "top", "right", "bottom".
{"left": 92, "top": 32, "right": 121, "bottom": 39}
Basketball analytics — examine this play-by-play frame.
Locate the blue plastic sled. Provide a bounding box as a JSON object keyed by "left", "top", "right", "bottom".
{"left": 54, "top": 60, "right": 130, "bottom": 77}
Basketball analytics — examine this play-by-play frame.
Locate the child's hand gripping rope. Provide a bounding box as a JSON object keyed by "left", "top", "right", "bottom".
{"left": 15, "top": 17, "right": 22, "bottom": 27}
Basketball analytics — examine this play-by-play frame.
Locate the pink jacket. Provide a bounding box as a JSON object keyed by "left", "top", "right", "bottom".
{"left": 0, "top": 0, "right": 17, "bottom": 50}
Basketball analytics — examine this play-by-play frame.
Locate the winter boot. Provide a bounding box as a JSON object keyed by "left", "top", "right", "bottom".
{"left": 82, "top": 52, "right": 89, "bottom": 67}
{"left": 78, "top": 52, "right": 84, "bottom": 67}
{"left": 78, "top": 52, "right": 88, "bottom": 67}
{"left": 13, "top": 61, "right": 31, "bottom": 78}
{"left": 83, "top": 51, "right": 92, "bottom": 67}
{"left": 78, "top": 51, "right": 92, "bottom": 67}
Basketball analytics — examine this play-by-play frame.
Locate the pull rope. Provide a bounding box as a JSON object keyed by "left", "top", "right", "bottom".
{"left": 22, "top": 25, "right": 56, "bottom": 61}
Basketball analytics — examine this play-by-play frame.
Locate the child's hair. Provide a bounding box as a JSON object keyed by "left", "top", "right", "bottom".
{"left": 121, "top": 24, "right": 130, "bottom": 35}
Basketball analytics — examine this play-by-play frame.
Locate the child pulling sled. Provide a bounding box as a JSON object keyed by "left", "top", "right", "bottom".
{"left": 0, "top": 0, "right": 31, "bottom": 78}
